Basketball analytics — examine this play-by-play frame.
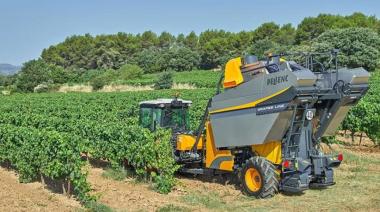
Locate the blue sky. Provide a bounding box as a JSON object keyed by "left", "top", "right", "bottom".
{"left": 1, "top": 0, "right": 379, "bottom": 65}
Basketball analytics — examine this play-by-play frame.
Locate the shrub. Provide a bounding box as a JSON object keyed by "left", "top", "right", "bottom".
{"left": 90, "top": 76, "right": 107, "bottom": 90}
{"left": 119, "top": 64, "right": 143, "bottom": 80}
{"left": 154, "top": 72, "right": 173, "bottom": 90}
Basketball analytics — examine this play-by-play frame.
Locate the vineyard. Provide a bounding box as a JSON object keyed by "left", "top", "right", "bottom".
{"left": 342, "top": 71, "right": 380, "bottom": 145}
{"left": 0, "top": 89, "right": 214, "bottom": 204}
{"left": 0, "top": 71, "right": 378, "bottom": 207}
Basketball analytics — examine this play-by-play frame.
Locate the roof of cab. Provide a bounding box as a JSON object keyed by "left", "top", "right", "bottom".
{"left": 139, "top": 98, "right": 192, "bottom": 106}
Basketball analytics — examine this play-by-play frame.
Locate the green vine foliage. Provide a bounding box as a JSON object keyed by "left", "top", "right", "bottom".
{"left": 0, "top": 89, "right": 213, "bottom": 200}
{"left": 342, "top": 71, "right": 380, "bottom": 145}
{"left": 0, "top": 124, "right": 93, "bottom": 202}
{"left": 0, "top": 70, "right": 378, "bottom": 204}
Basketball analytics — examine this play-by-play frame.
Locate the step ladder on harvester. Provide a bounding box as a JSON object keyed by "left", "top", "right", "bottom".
{"left": 284, "top": 104, "right": 309, "bottom": 159}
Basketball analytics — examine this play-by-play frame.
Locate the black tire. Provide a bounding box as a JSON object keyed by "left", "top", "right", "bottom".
{"left": 240, "top": 156, "right": 279, "bottom": 198}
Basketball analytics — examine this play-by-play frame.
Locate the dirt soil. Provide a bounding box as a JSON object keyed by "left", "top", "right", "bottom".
{"left": 0, "top": 167, "right": 81, "bottom": 211}
{"left": 87, "top": 137, "right": 380, "bottom": 212}
{"left": 87, "top": 141, "right": 380, "bottom": 212}
{"left": 1, "top": 139, "right": 379, "bottom": 212}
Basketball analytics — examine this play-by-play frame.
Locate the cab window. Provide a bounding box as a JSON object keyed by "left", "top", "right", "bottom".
{"left": 162, "top": 108, "right": 189, "bottom": 130}
{"left": 139, "top": 107, "right": 152, "bottom": 129}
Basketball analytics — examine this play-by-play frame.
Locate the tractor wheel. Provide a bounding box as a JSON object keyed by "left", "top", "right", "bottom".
{"left": 240, "top": 156, "right": 278, "bottom": 198}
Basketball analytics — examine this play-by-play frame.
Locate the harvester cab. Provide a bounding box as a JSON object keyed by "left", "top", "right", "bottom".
{"left": 139, "top": 98, "right": 192, "bottom": 132}
{"left": 139, "top": 50, "right": 370, "bottom": 198}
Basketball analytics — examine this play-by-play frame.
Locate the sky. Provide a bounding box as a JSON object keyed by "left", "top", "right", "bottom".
{"left": 1, "top": 0, "right": 380, "bottom": 65}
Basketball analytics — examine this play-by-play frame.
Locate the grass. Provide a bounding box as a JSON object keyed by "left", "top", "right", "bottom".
{"left": 175, "top": 147, "right": 380, "bottom": 211}
{"left": 84, "top": 201, "right": 113, "bottom": 212}
{"left": 101, "top": 167, "right": 131, "bottom": 181}
{"left": 182, "top": 192, "right": 226, "bottom": 209}
{"left": 338, "top": 148, "right": 380, "bottom": 166}
{"left": 121, "top": 70, "right": 221, "bottom": 88}
{"left": 157, "top": 204, "right": 191, "bottom": 212}
{"left": 59, "top": 70, "right": 221, "bottom": 93}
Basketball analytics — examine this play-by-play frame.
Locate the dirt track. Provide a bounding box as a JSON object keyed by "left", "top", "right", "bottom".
{"left": 0, "top": 168, "right": 81, "bottom": 211}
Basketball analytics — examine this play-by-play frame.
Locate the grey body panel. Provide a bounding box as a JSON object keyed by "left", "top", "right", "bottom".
{"left": 209, "top": 69, "right": 316, "bottom": 112}
{"left": 210, "top": 107, "right": 292, "bottom": 148}
{"left": 337, "top": 67, "right": 370, "bottom": 85}
{"left": 207, "top": 64, "right": 368, "bottom": 148}
{"left": 208, "top": 68, "right": 316, "bottom": 148}
{"left": 316, "top": 68, "right": 370, "bottom": 88}
{"left": 324, "top": 105, "right": 351, "bottom": 136}
{"left": 316, "top": 68, "right": 370, "bottom": 136}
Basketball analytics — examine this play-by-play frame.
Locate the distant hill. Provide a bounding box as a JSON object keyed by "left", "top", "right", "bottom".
{"left": 0, "top": 63, "right": 21, "bottom": 75}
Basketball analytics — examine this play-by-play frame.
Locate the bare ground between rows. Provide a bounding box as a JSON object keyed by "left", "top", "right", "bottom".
{"left": 0, "top": 140, "right": 379, "bottom": 212}
{"left": 0, "top": 167, "right": 81, "bottom": 211}
{"left": 88, "top": 142, "right": 380, "bottom": 211}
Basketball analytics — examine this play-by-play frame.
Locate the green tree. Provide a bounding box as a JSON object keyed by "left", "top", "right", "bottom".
{"left": 252, "top": 22, "right": 280, "bottom": 42}
{"left": 49, "top": 65, "right": 70, "bottom": 84}
{"left": 16, "top": 59, "right": 64, "bottom": 92}
{"left": 37, "top": 12, "right": 380, "bottom": 74}
{"left": 136, "top": 47, "right": 162, "bottom": 73}
{"left": 176, "top": 33, "right": 186, "bottom": 46}
{"left": 184, "top": 31, "right": 198, "bottom": 50}
{"left": 158, "top": 31, "right": 175, "bottom": 48}
{"left": 198, "top": 30, "right": 237, "bottom": 69}
{"left": 245, "top": 39, "right": 278, "bottom": 59}
{"left": 0, "top": 75, "right": 17, "bottom": 87}
{"left": 160, "top": 46, "right": 200, "bottom": 72}
{"left": 296, "top": 14, "right": 350, "bottom": 44}
{"left": 113, "top": 32, "right": 141, "bottom": 65}
{"left": 94, "top": 46, "right": 122, "bottom": 69}
{"left": 295, "top": 13, "right": 380, "bottom": 44}
{"left": 312, "top": 28, "right": 380, "bottom": 71}
{"left": 233, "top": 31, "right": 254, "bottom": 53}
{"left": 274, "top": 24, "right": 296, "bottom": 46}
{"left": 140, "top": 31, "right": 159, "bottom": 49}
{"left": 41, "top": 34, "right": 96, "bottom": 69}
{"left": 200, "top": 38, "right": 234, "bottom": 69}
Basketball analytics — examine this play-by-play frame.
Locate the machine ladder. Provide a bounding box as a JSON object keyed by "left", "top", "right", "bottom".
{"left": 284, "top": 105, "right": 308, "bottom": 158}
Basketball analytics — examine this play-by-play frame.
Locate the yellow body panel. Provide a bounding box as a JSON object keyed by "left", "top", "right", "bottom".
{"left": 223, "top": 57, "right": 243, "bottom": 88}
{"left": 176, "top": 134, "right": 203, "bottom": 151}
{"left": 209, "top": 87, "right": 290, "bottom": 114}
{"left": 252, "top": 141, "right": 282, "bottom": 164}
{"left": 205, "top": 121, "right": 234, "bottom": 171}
{"left": 176, "top": 128, "right": 281, "bottom": 170}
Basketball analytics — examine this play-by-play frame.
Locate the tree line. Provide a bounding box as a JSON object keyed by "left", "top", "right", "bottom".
{"left": 1, "top": 12, "right": 380, "bottom": 92}
{"left": 40, "top": 12, "right": 380, "bottom": 71}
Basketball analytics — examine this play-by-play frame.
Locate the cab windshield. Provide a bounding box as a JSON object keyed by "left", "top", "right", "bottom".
{"left": 139, "top": 106, "right": 189, "bottom": 131}
{"left": 162, "top": 108, "right": 189, "bottom": 130}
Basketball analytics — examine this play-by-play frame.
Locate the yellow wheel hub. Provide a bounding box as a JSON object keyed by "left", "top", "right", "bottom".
{"left": 245, "top": 168, "right": 262, "bottom": 192}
